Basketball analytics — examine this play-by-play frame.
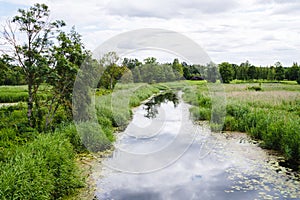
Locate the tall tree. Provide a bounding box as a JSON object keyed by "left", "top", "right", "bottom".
{"left": 122, "top": 58, "right": 141, "bottom": 70}
{"left": 286, "top": 62, "right": 299, "bottom": 81}
{"left": 247, "top": 65, "right": 256, "bottom": 80}
{"left": 219, "top": 62, "right": 234, "bottom": 83}
{"left": 207, "top": 62, "right": 219, "bottom": 83}
{"left": 99, "top": 52, "right": 126, "bottom": 89}
{"left": 45, "top": 27, "right": 89, "bottom": 128}
{"left": 267, "top": 66, "right": 276, "bottom": 80}
{"left": 172, "top": 58, "right": 183, "bottom": 79}
{"left": 2, "top": 3, "right": 65, "bottom": 127}
{"left": 274, "top": 62, "right": 285, "bottom": 81}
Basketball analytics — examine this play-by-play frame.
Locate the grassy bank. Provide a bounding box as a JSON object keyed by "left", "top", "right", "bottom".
{"left": 183, "top": 81, "right": 300, "bottom": 164}
{"left": 0, "top": 83, "right": 163, "bottom": 199}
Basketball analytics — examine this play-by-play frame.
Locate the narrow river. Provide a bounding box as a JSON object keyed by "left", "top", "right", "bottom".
{"left": 93, "top": 92, "right": 300, "bottom": 200}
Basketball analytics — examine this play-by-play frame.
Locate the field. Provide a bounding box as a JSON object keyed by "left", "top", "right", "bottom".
{"left": 183, "top": 81, "right": 300, "bottom": 165}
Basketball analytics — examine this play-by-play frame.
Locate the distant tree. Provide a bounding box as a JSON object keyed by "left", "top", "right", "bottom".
{"left": 247, "top": 65, "right": 256, "bottom": 80}
{"left": 219, "top": 62, "right": 234, "bottom": 83}
{"left": 267, "top": 66, "right": 276, "bottom": 80}
{"left": 122, "top": 58, "right": 142, "bottom": 70}
{"left": 144, "top": 57, "right": 157, "bottom": 65}
{"left": 239, "top": 61, "right": 250, "bottom": 80}
{"left": 286, "top": 62, "right": 299, "bottom": 81}
{"left": 99, "top": 52, "right": 123, "bottom": 89}
{"left": 172, "top": 58, "right": 183, "bottom": 79}
{"left": 231, "top": 64, "right": 238, "bottom": 80}
{"left": 274, "top": 62, "right": 285, "bottom": 81}
{"left": 132, "top": 67, "right": 142, "bottom": 82}
{"left": 0, "top": 55, "right": 25, "bottom": 85}
{"left": 2, "top": 3, "right": 65, "bottom": 127}
{"left": 206, "top": 62, "right": 219, "bottom": 83}
{"left": 297, "top": 70, "right": 300, "bottom": 84}
{"left": 140, "top": 64, "right": 154, "bottom": 83}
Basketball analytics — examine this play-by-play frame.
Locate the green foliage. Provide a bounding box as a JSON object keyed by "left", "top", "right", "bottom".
{"left": 219, "top": 62, "right": 234, "bottom": 83}
{"left": 183, "top": 81, "right": 300, "bottom": 162}
{"left": 0, "top": 55, "right": 26, "bottom": 85}
{"left": 297, "top": 70, "right": 300, "bottom": 84}
{"left": 54, "top": 124, "right": 87, "bottom": 153}
{"left": 247, "top": 85, "right": 262, "bottom": 91}
{"left": 0, "top": 133, "right": 83, "bottom": 200}
{"left": 3, "top": 3, "right": 66, "bottom": 127}
{"left": 76, "top": 122, "right": 112, "bottom": 152}
{"left": 189, "top": 107, "right": 211, "bottom": 120}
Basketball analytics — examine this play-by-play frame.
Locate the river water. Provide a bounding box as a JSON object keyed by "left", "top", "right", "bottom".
{"left": 93, "top": 92, "right": 300, "bottom": 200}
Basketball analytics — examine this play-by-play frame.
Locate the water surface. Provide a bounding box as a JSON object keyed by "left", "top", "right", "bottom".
{"left": 94, "top": 92, "right": 300, "bottom": 200}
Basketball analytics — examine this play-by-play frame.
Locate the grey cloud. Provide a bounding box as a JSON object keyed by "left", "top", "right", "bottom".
{"left": 261, "top": 34, "right": 278, "bottom": 41}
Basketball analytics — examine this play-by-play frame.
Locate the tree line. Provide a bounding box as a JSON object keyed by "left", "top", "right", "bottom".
{"left": 1, "top": 3, "right": 300, "bottom": 129}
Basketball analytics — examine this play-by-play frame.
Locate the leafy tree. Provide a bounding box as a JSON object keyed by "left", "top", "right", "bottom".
{"left": 45, "top": 27, "right": 89, "bottom": 128}
{"left": 172, "top": 58, "right": 183, "bottom": 79}
{"left": 206, "top": 62, "right": 219, "bottom": 83}
{"left": 286, "top": 62, "right": 299, "bottom": 81}
{"left": 297, "top": 69, "right": 300, "bottom": 84}
{"left": 132, "top": 67, "right": 142, "bottom": 82}
{"left": 267, "top": 66, "right": 275, "bottom": 80}
{"left": 122, "top": 58, "right": 142, "bottom": 70}
{"left": 274, "top": 62, "right": 285, "bottom": 81}
{"left": 144, "top": 57, "right": 157, "bottom": 65}
{"left": 99, "top": 52, "right": 127, "bottom": 89}
{"left": 0, "top": 55, "right": 24, "bottom": 85}
{"left": 2, "top": 3, "right": 65, "bottom": 127}
{"left": 239, "top": 61, "right": 250, "bottom": 80}
{"left": 219, "top": 62, "right": 234, "bottom": 83}
{"left": 247, "top": 65, "right": 256, "bottom": 80}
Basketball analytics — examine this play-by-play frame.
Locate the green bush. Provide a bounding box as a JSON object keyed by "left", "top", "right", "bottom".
{"left": 189, "top": 107, "right": 211, "bottom": 121}
{"left": 55, "top": 124, "right": 87, "bottom": 153}
{"left": 76, "top": 122, "right": 111, "bottom": 152}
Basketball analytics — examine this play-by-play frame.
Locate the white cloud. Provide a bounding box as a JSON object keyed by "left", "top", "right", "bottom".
{"left": 0, "top": 0, "right": 299, "bottom": 66}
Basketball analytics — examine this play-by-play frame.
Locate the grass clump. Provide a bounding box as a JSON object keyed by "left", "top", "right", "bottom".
{"left": 0, "top": 133, "right": 83, "bottom": 200}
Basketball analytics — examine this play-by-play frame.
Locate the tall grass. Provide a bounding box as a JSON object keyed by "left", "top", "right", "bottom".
{"left": 224, "top": 84, "right": 300, "bottom": 161}
{"left": 0, "top": 86, "right": 28, "bottom": 103}
{"left": 183, "top": 81, "right": 300, "bottom": 162}
{"left": 0, "top": 133, "right": 83, "bottom": 200}
{"left": 0, "top": 85, "right": 50, "bottom": 103}
{"left": 95, "top": 83, "right": 160, "bottom": 141}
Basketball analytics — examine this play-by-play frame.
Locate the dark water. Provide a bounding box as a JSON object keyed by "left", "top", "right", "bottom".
{"left": 94, "top": 92, "right": 300, "bottom": 200}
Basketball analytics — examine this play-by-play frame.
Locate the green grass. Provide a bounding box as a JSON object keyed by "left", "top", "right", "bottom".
{"left": 0, "top": 132, "right": 83, "bottom": 200}
{"left": 0, "top": 85, "right": 50, "bottom": 103}
{"left": 93, "top": 83, "right": 161, "bottom": 151}
{"left": 182, "top": 81, "right": 300, "bottom": 163}
{"left": 0, "top": 85, "right": 28, "bottom": 103}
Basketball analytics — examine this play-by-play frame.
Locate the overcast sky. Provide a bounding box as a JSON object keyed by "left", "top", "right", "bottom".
{"left": 0, "top": 0, "right": 300, "bottom": 66}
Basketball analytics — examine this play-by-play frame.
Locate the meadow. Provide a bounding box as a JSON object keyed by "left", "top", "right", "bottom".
{"left": 183, "top": 81, "right": 300, "bottom": 166}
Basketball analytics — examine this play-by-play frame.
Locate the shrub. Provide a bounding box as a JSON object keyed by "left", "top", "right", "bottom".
{"left": 247, "top": 85, "right": 262, "bottom": 91}
{"left": 76, "top": 122, "right": 111, "bottom": 152}
{"left": 189, "top": 107, "right": 211, "bottom": 121}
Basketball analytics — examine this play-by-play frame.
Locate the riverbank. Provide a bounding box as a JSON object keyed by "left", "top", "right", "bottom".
{"left": 183, "top": 81, "right": 300, "bottom": 169}
{"left": 93, "top": 90, "right": 300, "bottom": 199}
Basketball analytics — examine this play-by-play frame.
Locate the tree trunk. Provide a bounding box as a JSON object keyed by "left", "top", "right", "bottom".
{"left": 27, "top": 77, "right": 33, "bottom": 127}
{"left": 110, "top": 76, "right": 113, "bottom": 90}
